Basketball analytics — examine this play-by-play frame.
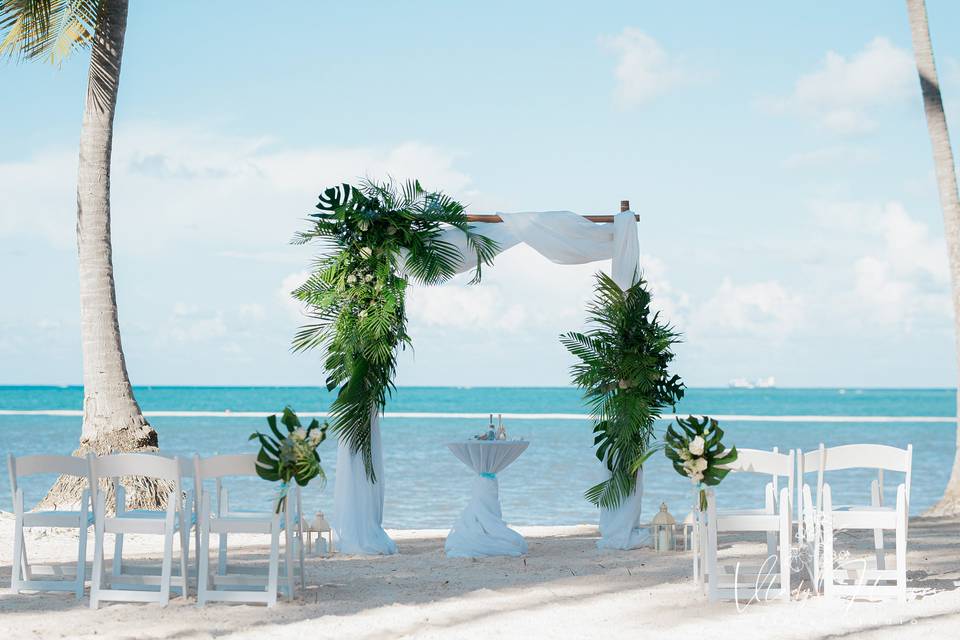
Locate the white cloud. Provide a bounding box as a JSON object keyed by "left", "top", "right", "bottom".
{"left": 642, "top": 254, "right": 689, "bottom": 328}
{"left": 408, "top": 244, "right": 598, "bottom": 336}
{"left": 0, "top": 122, "right": 481, "bottom": 254}
{"left": 763, "top": 37, "right": 916, "bottom": 134}
{"left": 782, "top": 145, "right": 878, "bottom": 169}
{"left": 166, "top": 312, "right": 227, "bottom": 343}
{"left": 691, "top": 278, "right": 804, "bottom": 341}
{"left": 408, "top": 285, "right": 526, "bottom": 332}
{"left": 599, "top": 28, "right": 687, "bottom": 107}
{"left": 813, "top": 200, "right": 950, "bottom": 329}
{"left": 278, "top": 271, "right": 311, "bottom": 321}
{"left": 854, "top": 205, "right": 949, "bottom": 326}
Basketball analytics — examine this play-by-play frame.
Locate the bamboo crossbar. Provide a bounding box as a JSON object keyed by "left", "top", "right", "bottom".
{"left": 465, "top": 213, "right": 640, "bottom": 223}
{"left": 466, "top": 200, "right": 637, "bottom": 224}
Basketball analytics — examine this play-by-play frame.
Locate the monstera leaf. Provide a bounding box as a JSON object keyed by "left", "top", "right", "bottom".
{"left": 664, "top": 415, "right": 737, "bottom": 487}
{"left": 248, "top": 407, "right": 327, "bottom": 487}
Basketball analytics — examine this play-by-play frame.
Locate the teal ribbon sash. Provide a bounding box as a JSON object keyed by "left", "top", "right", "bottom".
{"left": 480, "top": 472, "right": 496, "bottom": 479}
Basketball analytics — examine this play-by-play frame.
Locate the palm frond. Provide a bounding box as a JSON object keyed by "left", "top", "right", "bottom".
{"left": 1, "top": 0, "right": 100, "bottom": 63}
{"left": 563, "top": 271, "right": 683, "bottom": 509}
{"left": 291, "top": 178, "right": 498, "bottom": 478}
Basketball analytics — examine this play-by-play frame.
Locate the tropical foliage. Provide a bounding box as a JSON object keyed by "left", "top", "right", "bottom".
{"left": 249, "top": 408, "right": 328, "bottom": 513}
{"left": 0, "top": 0, "right": 100, "bottom": 62}
{"left": 292, "top": 179, "right": 498, "bottom": 480}
{"left": 561, "top": 272, "right": 684, "bottom": 510}
{"left": 664, "top": 415, "right": 738, "bottom": 510}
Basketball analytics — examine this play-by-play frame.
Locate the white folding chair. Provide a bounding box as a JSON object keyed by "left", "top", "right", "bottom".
{"left": 110, "top": 456, "right": 199, "bottom": 587}
{"left": 89, "top": 453, "right": 189, "bottom": 608}
{"left": 801, "top": 443, "right": 912, "bottom": 602}
{"left": 702, "top": 448, "right": 794, "bottom": 602}
{"left": 194, "top": 454, "right": 302, "bottom": 607}
{"left": 7, "top": 454, "right": 93, "bottom": 599}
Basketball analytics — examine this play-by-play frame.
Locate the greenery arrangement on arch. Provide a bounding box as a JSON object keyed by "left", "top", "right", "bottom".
{"left": 291, "top": 179, "right": 498, "bottom": 480}
{"left": 561, "top": 272, "right": 684, "bottom": 510}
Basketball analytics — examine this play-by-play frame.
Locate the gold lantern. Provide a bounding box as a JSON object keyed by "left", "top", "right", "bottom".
{"left": 651, "top": 502, "right": 677, "bottom": 552}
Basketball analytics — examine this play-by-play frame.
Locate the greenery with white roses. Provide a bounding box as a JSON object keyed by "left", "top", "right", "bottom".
{"left": 249, "top": 408, "right": 328, "bottom": 513}
{"left": 664, "top": 415, "right": 738, "bottom": 509}
{"left": 291, "top": 179, "right": 498, "bottom": 481}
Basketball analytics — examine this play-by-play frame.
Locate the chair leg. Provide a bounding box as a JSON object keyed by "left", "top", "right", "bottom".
{"left": 90, "top": 515, "right": 105, "bottom": 609}
{"left": 871, "top": 480, "right": 885, "bottom": 571}
{"left": 11, "top": 517, "right": 24, "bottom": 594}
{"left": 706, "top": 491, "right": 719, "bottom": 602}
{"left": 160, "top": 525, "right": 175, "bottom": 607}
{"left": 822, "top": 484, "right": 834, "bottom": 598}
{"left": 194, "top": 527, "right": 201, "bottom": 587}
{"left": 298, "top": 532, "right": 306, "bottom": 594}
{"left": 179, "top": 520, "right": 190, "bottom": 600}
{"left": 76, "top": 523, "right": 88, "bottom": 600}
{"left": 283, "top": 526, "right": 295, "bottom": 601}
{"left": 20, "top": 535, "right": 33, "bottom": 581}
{"left": 197, "top": 521, "right": 210, "bottom": 607}
{"left": 267, "top": 526, "right": 280, "bottom": 608}
{"left": 896, "top": 486, "right": 907, "bottom": 603}
{"left": 112, "top": 533, "right": 124, "bottom": 579}
{"left": 217, "top": 532, "right": 228, "bottom": 576}
{"left": 779, "top": 488, "right": 791, "bottom": 601}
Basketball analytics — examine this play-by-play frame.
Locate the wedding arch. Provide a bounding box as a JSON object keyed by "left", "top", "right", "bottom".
{"left": 325, "top": 201, "right": 646, "bottom": 555}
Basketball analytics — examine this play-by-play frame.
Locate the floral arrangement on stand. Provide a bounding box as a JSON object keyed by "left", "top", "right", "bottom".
{"left": 664, "top": 415, "right": 738, "bottom": 510}
{"left": 291, "top": 179, "right": 497, "bottom": 481}
{"left": 249, "top": 407, "right": 328, "bottom": 513}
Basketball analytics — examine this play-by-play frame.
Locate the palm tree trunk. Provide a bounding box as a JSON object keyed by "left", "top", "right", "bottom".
{"left": 906, "top": 0, "right": 960, "bottom": 516}
{"left": 42, "top": 0, "right": 166, "bottom": 510}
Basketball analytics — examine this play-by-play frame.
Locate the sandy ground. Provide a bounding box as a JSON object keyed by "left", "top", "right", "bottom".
{"left": 0, "top": 513, "right": 958, "bottom": 639}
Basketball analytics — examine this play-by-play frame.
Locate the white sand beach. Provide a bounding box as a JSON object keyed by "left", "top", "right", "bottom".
{"left": 1, "top": 513, "right": 958, "bottom": 640}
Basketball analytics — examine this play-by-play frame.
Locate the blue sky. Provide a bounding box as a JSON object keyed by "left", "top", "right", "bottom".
{"left": 2, "top": 0, "right": 960, "bottom": 387}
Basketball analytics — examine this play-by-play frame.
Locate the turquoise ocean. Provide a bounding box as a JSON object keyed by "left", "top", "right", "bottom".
{"left": 0, "top": 387, "right": 954, "bottom": 528}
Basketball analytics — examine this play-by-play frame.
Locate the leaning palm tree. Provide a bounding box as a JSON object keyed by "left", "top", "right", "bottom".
{"left": 905, "top": 0, "right": 960, "bottom": 516}
{"left": 2, "top": 0, "right": 164, "bottom": 508}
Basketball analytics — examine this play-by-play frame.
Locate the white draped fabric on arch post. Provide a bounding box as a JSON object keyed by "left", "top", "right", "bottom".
{"left": 332, "top": 209, "right": 648, "bottom": 555}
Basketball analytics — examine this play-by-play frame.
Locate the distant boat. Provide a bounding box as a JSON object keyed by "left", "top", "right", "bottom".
{"left": 728, "top": 376, "right": 776, "bottom": 389}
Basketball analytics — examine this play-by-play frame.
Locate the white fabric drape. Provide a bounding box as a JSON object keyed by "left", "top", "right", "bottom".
{"left": 332, "top": 412, "right": 397, "bottom": 555}
{"left": 445, "top": 441, "right": 529, "bottom": 557}
{"left": 596, "top": 215, "right": 649, "bottom": 550}
{"left": 332, "top": 210, "right": 641, "bottom": 555}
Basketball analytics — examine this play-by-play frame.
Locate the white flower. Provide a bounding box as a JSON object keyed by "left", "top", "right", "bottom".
{"left": 358, "top": 221, "right": 369, "bottom": 231}
{"left": 359, "top": 309, "right": 367, "bottom": 318}
{"left": 291, "top": 428, "right": 307, "bottom": 442}
{"left": 689, "top": 435, "right": 705, "bottom": 456}
{"left": 691, "top": 457, "right": 708, "bottom": 473}
{"left": 364, "top": 274, "right": 373, "bottom": 283}
{"left": 690, "top": 471, "right": 704, "bottom": 483}
{"left": 309, "top": 431, "right": 323, "bottom": 446}
{"left": 679, "top": 448, "right": 691, "bottom": 461}
{"left": 359, "top": 247, "right": 372, "bottom": 259}
{"left": 346, "top": 274, "right": 357, "bottom": 285}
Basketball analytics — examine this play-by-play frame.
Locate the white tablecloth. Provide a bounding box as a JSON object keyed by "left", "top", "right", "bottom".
{"left": 444, "top": 440, "right": 529, "bottom": 558}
